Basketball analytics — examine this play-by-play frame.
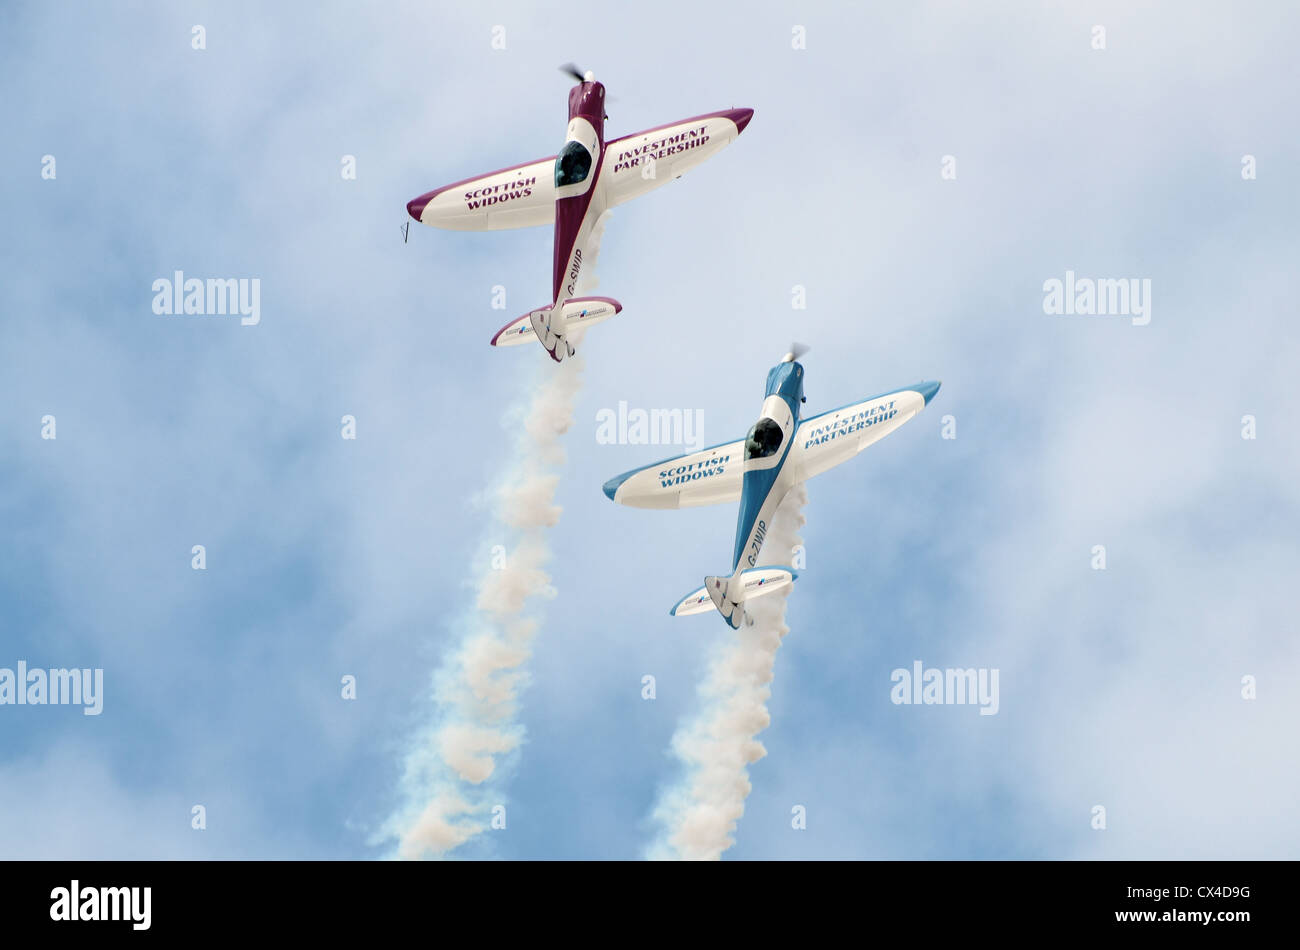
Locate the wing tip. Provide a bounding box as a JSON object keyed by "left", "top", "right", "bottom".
{"left": 727, "top": 108, "right": 754, "bottom": 135}
{"left": 406, "top": 192, "right": 435, "bottom": 222}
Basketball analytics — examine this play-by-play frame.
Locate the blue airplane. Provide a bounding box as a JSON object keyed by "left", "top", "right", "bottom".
{"left": 603, "top": 346, "right": 940, "bottom": 627}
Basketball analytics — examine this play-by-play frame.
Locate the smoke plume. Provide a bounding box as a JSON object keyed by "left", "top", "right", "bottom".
{"left": 382, "top": 212, "right": 612, "bottom": 859}
{"left": 647, "top": 482, "right": 808, "bottom": 860}
{"left": 381, "top": 357, "right": 583, "bottom": 858}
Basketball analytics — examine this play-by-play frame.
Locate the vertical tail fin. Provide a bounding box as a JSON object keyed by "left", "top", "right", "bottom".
{"left": 704, "top": 575, "right": 746, "bottom": 629}
{"left": 528, "top": 308, "right": 572, "bottom": 362}
{"left": 490, "top": 297, "right": 621, "bottom": 363}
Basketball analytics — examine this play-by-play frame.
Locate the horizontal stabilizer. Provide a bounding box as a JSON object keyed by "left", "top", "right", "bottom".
{"left": 490, "top": 296, "right": 623, "bottom": 347}
{"left": 669, "top": 566, "right": 798, "bottom": 618}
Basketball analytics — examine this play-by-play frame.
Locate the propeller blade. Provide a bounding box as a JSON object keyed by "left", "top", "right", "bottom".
{"left": 782, "top": 341, "right": 810, "bottom": 362}
{"left": 559, "top": 62, "right": 586, "bottom": 82}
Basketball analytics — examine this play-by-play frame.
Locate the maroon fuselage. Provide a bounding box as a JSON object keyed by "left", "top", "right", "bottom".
{"left": 551, "top": 81, "right": 606, "bottom": 303}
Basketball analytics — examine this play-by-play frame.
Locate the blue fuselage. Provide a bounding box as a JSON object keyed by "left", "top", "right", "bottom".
{"left": 730, "top": 361, "right": 805, "bottom": 574}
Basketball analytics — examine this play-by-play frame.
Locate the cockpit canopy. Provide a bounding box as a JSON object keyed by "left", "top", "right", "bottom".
{"left": 555, "top": 141, "right": 593, "bottom": 188}
{"left": 744, "top": 418, "right": 784, "bottom": 460}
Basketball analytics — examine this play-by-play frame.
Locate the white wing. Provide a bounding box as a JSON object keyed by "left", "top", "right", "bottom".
{"left": 407, "top": 155, "right": 556, "bottom": 231}
{"left": 603, "top": 438, "right": 746, "bottom": 509}
{"left": 600, "top": 109, "right": 753, "bottom": 208}
{"left": 791, "top": 384, "right": 937, "bottom": 481}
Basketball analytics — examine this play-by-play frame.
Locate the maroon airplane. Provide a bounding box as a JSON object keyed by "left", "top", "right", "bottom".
{"left": 406, "top": 65, "right": 753, "bottom": 362}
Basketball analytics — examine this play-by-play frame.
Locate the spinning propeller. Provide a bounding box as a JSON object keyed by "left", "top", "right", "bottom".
{"left": 560, "top": 63, "right": 608, "bottom": 118}
{"left": 559, "top": 62, "right": 595, "bottom": 83}
{"left": 781, "top": 342, "right": 810, "bottom": 363}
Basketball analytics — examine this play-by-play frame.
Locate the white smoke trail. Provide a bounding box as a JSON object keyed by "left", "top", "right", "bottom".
{"left": 647, "top": 481, "right": 808, "bottom": 861}
{"left": 382, "top": 212, "right": 612, "bottom": 860}
{"left": 382, "top": 355, "right": 583, "bottom": 859}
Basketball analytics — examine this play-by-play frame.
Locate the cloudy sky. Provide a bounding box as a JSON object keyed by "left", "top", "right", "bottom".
{"left": 2, "top": 0, "right": 1297, "bottom": 859}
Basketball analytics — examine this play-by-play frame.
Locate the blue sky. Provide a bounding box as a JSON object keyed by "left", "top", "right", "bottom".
{"left": 2, "top": 0, "right": 1298, "bottom": 859}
